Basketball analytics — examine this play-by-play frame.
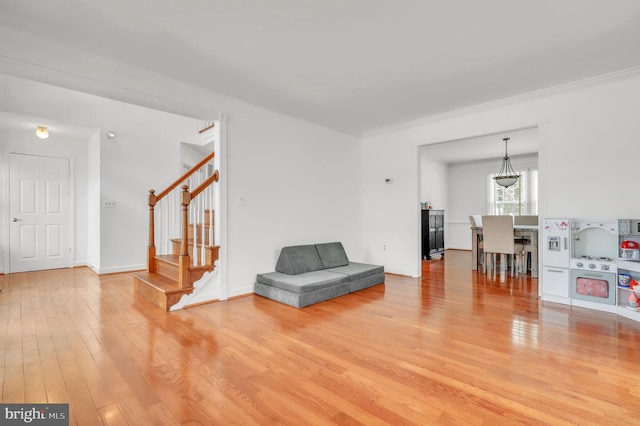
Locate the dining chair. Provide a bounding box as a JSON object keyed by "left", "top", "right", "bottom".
{"left": 481, "top": 215, "right": 524, "bottom": 277}
{"left": 520, "top": 242, "right": 535, "bottom": 274}
{"left": 469, "top": 215, "right": 484, "bottom": 268}
{"left": 514, "top": 215, "right": 538, "bottom": 271}
{"left": 514, "top": 215, "right": 538, "bottom": 226}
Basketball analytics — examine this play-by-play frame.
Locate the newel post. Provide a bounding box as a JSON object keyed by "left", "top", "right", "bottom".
{"left": 148, "top": 189, "right": 157, "bottom": 272}
{"left": 179, "top": 185, "right": 191, "bottom": 288}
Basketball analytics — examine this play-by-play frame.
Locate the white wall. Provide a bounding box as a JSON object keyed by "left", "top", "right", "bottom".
{"left": 0, "top": 29, "right": 363, "bottom": 297}
{"left": 419, "top": 151, "right": 447, "bottom": 210}
{"left": 362, "top": 70, "right": 640, "bottom": 277}
{"left": 97, "top": 103, "right": 204, "bottom": 273}
{"left": 180, "top": 142, "right": 212, "bottom": 171}
{"left": 225, "top": 105, "right": 361, "bottom": 296}
{"left": 0, "top": 127, "right": 88, "bottom": 272}
{"left": 446, "top": 160, "right": 489, "bottom": 248}
{"left": 361, "top": 141, "right": 421, "bottom": 276}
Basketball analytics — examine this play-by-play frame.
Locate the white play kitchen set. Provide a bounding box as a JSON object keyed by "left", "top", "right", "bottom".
{"left": 542, "top": 218, "right": 640, "bottom": 322}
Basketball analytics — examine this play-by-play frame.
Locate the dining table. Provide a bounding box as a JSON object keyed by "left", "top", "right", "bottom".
{"left": 471, "top": 225, "right": 539, "bottom": 278}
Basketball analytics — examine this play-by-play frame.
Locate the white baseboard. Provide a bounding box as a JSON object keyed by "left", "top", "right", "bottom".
{"left": 93, "top": 264, "right": 146, "bottom": 275}
{"left": 0, "top": 263, "right": 141, "bottom": 275}
{"left": 385, "top": 265, "right": 421, "bottom": 278}
{"left": 571, "top": 299, "right": 616, "bottom": 313}
{"left": 541, "top": 295, "right": 571, "bottom": 306}
{"left": 227, "top": 286, "right": 255, "bottom": 300}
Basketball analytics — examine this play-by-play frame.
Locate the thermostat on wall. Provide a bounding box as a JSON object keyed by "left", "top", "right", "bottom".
{"left": 385, "top": 178, "right": 393, "bottom": 184}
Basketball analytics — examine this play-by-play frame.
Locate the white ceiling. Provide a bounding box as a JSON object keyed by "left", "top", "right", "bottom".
{"left": 0, "top": 110, "right": 96, "bottom": 140}
{"left": 420, "top": 127, "right": 538, "bottom": 164}
{"left": 1, "top": 1, "right": 640, "bottom": 136}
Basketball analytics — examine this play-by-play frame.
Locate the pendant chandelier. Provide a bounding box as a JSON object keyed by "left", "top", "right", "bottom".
{"left": 493, "top": 137, "right": 519, "bottom": 188}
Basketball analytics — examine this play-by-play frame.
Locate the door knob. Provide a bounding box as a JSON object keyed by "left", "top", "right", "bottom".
{"left": 12, "top": 218, "right": 22, "bottom": 222}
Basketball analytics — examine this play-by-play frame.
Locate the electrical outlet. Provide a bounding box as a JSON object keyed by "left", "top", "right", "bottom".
{"left": 103, "top": 200, "right": 116, "bottom": 208}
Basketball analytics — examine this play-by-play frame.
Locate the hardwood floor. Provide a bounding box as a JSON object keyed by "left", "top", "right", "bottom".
{"left": 2, "top": 250, "right": 640, "bottom": 425}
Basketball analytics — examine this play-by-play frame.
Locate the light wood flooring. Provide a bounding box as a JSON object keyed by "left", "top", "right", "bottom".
{"left": 1, "top": 250, "right": 640, "bottom": 425}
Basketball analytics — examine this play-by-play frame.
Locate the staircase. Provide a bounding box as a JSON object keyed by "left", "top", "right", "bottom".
{"left": 133, "top": 148, "right": 220, "bottom": 311}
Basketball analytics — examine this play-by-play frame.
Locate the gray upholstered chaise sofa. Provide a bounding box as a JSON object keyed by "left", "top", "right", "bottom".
{"left": 254, "top": 242, "right": 385, "bottom": 308}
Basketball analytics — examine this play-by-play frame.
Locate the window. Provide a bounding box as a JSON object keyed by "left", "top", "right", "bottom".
{"left": 488, "top": 169, "right": 538, "bottom": 216}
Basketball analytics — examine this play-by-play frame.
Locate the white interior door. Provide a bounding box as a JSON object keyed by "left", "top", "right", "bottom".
{"left": 9, "top": 153, "right": 72, "bottom": 272}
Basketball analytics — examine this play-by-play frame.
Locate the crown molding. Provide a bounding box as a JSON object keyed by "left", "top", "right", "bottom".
{"left": 363, "top": 65, "right": 640, "bottom": 138}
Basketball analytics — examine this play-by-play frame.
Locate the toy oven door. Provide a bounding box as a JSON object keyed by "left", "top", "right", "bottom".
{"left": 570, "top": 269, "right": 616, "bottom": 305}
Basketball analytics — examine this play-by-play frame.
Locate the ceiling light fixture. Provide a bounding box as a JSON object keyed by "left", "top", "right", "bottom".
{"left": 106, "top": 131, "right": 116, "bottom": 139}
{"left": 36, "top": 126, "right": 49, "bottom": 139}
{"left": 493, "top": 137, "right": 519, "bottom": 188}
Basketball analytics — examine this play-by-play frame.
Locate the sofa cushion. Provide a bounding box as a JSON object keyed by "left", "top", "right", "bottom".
{"left": 315, "top": 242, "right": 349, "bottom": 269}
{"left": 348, "top": 272, "right": 385, "bottom": 293}
{"left": 256, "top": 270, "right": 349, "bottom": 294}
{"left": 255, "top": 281, "right": 351, "bottom": 308}
{"left": 275, "top": 244, "right": 324, "bottom": 275}
{"left": 327, "top": 262, "right": 384, "bottom": 280}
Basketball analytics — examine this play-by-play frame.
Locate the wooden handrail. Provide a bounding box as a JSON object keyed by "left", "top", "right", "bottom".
{"left": 146, "top": 149, "right": 220, "bottom": 280}
{"left": 191, "top": 170, "right": 219, "bottom": 200}
{"left": 155, "top": 151, "right": 215, "bottom": 201}
{"left": 198, "top": 123, "right": 215, "bottom": 134}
